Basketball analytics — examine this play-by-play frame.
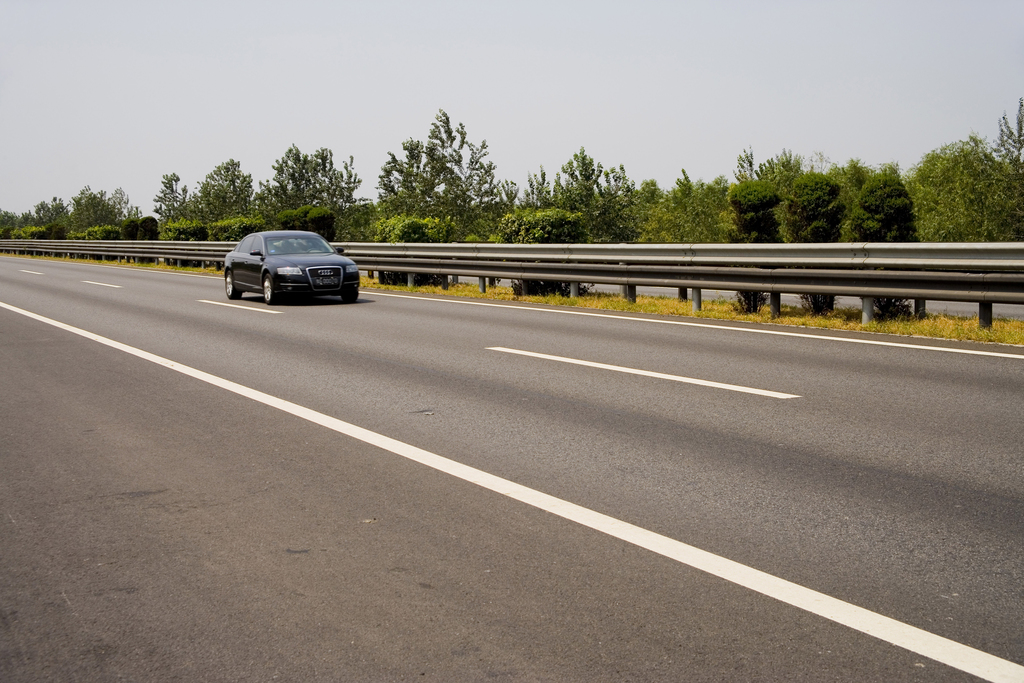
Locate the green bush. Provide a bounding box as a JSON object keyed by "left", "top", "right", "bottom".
{"left": 849, "top": 172, "right": 916, "bottom": 319}
{"left": 374, "top": 215, "right": 455, "bottom": 243}
{"left": 160, "top": 219, "right": 208, "bottom": 241}
{"left": 496, "top": 208, "right": 588, "bottom": 244}
{"left": 305, "top": 206, "right": 335, "bottom": 240}
{"left": 496, "top": 208, "right": 590, "bottom": 296}
{"left": 67, "top": 225, "right": 121, "bottom": 240}
{"left": 849, "top": 172, "right": 916, "bottom": 242}
{"left": 787, "top": 172, "right": 845, "bottom": 313}
{"left": 45, "top": 222, "right": 66, "bottom": 240}
{"left": 277, "top": 205, "right": 336, "bottom": 240}
{"left": 208, "top": 216, "right": 265, "bottom": 242}
{"left": 787, "top": 173, "right": 844, "bottom": 243}
{"left": 373, "top": 215, "right": 454, "bottom": 286}
{"left": 728, "top": 180, "right": 780, "bottom": 312}
{"left": 138, "top": 216, "right": 159, "bottom": 240}
{"left": 728, "top": 180, "right": 781, "bottom": 243}
{"left": 12, "top": 226, "right": 48, "bottom": 240}
{"left": 121, "top": 218, "right": 141, "bottom": 240}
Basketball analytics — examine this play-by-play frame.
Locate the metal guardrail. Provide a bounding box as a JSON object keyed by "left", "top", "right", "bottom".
{"left": 2, "top": 239, "right": 1022, "bottom": 326}
{"left": 336, "top": 241, "right": 1024, "bottom": 271}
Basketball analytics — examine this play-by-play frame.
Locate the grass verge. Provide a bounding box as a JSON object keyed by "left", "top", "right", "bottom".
{"left": 360, "top": 277, "right": 1024, "bottom": 346}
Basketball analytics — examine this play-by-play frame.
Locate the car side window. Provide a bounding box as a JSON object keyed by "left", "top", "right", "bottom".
{"left": 236, "top": 235, "right": 254, "bottom": 254}
{"left": 250, "top": 236, "right": 264, "bottom": 254}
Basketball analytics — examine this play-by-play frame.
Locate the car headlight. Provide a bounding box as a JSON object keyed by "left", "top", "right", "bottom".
{"left": 345, "top": 264, "right": 360, "bottom": 273}
{"left": 276, "top": 266, "right": 302, "bottom": 275}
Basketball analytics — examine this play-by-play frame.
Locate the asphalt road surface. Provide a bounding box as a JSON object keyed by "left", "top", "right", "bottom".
{"left": 1, "top": 255, "right": 1022, "bottom": 682}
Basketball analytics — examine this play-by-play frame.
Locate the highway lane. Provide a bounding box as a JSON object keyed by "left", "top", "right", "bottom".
{"left": 1, "top": 255, "right": 1023, "bottom": 681}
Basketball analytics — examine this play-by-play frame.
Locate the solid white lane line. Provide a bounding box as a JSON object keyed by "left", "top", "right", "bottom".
{"left": 371, "top": 291, "right": 1024, "bottom": 360}
{"left": 19, "top": 269, "right": 44, "bottom": 275}
{"left": 81, "top": 280, "right": 122, "bottom": 288}
{"left": 0, "top": 254, "right": 221, "bottom": 279}
{"left": 0, "top": 299, "right": 1020, "bottom": 683}
{"left": 197, "top": 299, "right": 281, "bottom": 314}
{"left": 489, "top": 347, "right": 800, "bottom": 399}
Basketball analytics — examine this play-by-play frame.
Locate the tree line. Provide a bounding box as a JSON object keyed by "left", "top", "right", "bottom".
{"left": 2, "top": 100, "right": 1022, "bottom": 246}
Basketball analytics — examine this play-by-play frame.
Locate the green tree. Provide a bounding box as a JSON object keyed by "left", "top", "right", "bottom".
{"left": 734, "top": 148, "right": 805, "bottom": 240}
{"left": 640, "top": 170, "right": 732, "bottom": 243}
{"left": 995, "top": 97, "right": 1024, "bottom": 237}
{"left": 69, "top": 186, "right": 137, "bottom": 234}
{"left": 534, "top": 147, "right": 639, "bottom": 243}
{"left": 522, "top": 167, "right": 554, "bottom": 209}
{"left": 334, "top": 201, "right": 378, "bottom": 242}
{"left": 191, "top": 159, "right": 254, "bottom": 222}
{"left": 377, "top": 110, "right": 514, "bottom": 239}
{"left": 0, "top": 210, "right": 31, "bottom": 231}
{"left": 153, "top": 173, "right": 190, "bottom": 223}
{"left": 827, "top": 159, "right": 876, "bottom": 240}
{"left": 256, "top": 145, "right": 362, "bottom": 222}
{"left": 906, "top": 135, "right": 1015, "bottom": 241}
{"left": 33, "top": 197, "right": 69, "bottom": 226}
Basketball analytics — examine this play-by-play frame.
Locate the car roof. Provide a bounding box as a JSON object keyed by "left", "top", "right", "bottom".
{"left": 255, "top": 230, "right": 325, "bottom": 238}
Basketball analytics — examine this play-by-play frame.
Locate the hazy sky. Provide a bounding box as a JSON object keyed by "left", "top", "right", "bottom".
{"left": 2, "top": 0, "right": 1023, "bottom": 214}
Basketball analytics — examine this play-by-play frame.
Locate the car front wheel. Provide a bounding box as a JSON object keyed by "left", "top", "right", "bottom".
{"left": 262, "top": 274, "right": 277, "bottom": 305}
{"left": 341, "top": 286, "right": 358, "bottom": 304}
{"left": 225, "top": 270, "right": 242, "bottom": 300}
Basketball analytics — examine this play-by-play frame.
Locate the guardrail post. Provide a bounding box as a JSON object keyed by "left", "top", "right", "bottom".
{"left": 770, "top": 292, "right": 781, "bottom": 318}
{"left": 914, "top": 299, "right": 926, "bottom": 318}
{"left": 521, "top": 280, "right": 530, "bottom": 296}
{"left": 625, "top": 284, "right": 636, "bottom": 303}
{"left": 478, "top": 277, "right": 487, "bottom": 293}
{"left": 570, "top": 281, "right": 579, "bottom": 298}
{"left": 451, "top": 275, "right": 459, "bottom": 285}
{"left": 407, "top": 272, "right": 415, "bottom": 288}
{"left": 692, "top": 288, "right": 702, "bottom": 312}
{"left": 979, "top": 302, "right": 993, "bottom": 328}
{"left": 678, "top": 287, "right": 688, "bottom": 301}
{"left": 619, "top": 262, "right": 628, "bottom": 298}
{"left": 441, "top": 275, "right": 448, "bottom": 290}
{"left": 862, "top": 297, "right": 874, "bottom": 324}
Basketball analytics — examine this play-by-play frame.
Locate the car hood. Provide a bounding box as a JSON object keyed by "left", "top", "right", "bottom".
{"left": 268, "top": 253, "right": 355, "bottom": 268}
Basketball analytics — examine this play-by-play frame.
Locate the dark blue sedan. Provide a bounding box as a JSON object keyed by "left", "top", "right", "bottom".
{"left": 224, "top": 231, "right": 360, "bottom": 304}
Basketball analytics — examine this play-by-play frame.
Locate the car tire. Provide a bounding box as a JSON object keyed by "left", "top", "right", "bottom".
{"left": 225, "top": 270, "right": 242, "bottom": 300}
{"left": 341, "top": 286, "right": 358, "bottom": 304}
{"left": 262, "top": 274, "right": 277, "bottom": 305}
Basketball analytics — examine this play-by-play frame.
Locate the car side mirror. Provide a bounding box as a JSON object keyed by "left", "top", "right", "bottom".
{"left": 335, "top": 246, "right": 345, "bottom": 254}
{"left": 250, "top": 249, "right": 264, "bottom": 258}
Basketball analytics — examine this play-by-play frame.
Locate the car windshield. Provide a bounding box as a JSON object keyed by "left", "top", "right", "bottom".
{"left": 265, "top": 236, "right": 334, "bottom": 255}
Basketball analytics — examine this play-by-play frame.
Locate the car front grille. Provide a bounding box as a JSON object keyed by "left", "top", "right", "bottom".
{"left": 308, "top": 266, "right": 342, "bottom": 290}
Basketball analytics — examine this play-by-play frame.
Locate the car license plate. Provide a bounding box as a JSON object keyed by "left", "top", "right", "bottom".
{"left": 314, "top": 276, "right": 339, "bottom": 287}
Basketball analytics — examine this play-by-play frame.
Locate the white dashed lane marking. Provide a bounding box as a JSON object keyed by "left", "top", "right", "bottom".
{"left": 197, "top": 299, "right": 281, "bottom": 314}
{"left": 488, "top": 347, "right": 800, "bottom": 398}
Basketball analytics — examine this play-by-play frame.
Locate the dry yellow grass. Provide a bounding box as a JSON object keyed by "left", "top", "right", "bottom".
{"left": 361, "top": 276, "right": 1024, "bottom": 346}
